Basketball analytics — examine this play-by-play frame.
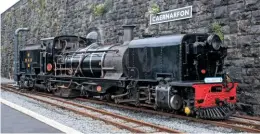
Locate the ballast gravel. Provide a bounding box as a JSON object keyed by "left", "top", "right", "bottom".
{"left": 73, "top": 100, "right": 239, "bottom": 133}
{"left": 1, "top": 90, "right": 238, "bottom": 133}
{"left": 1, "top": 90, "right": 130, "bottom": 133}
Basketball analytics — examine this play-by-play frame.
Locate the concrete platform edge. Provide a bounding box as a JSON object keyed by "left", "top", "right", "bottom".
{"left": 0, "top": 98, "right": 83, "bottom": 134}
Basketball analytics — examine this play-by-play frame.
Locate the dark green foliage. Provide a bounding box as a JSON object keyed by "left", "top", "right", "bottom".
{"left": 212, "top": 22, "right": 224, "bottom": 41}
{"left": 149, "top": 4, "right": 160, "bottom": 14}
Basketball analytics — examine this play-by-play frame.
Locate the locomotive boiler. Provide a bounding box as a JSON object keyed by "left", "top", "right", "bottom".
{"left": 18, "top": 25, "right": 237, "bottom": 120}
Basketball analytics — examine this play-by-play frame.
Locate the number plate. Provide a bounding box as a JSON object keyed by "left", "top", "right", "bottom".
{"left": 204, "top": 77, "right": 223, "bottom": 83}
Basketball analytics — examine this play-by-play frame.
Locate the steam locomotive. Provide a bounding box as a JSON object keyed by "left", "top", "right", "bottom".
{"left": 18, "top": 26, "right": 237, "bottom": 120}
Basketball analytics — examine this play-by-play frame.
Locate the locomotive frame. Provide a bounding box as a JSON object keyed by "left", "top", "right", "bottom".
{"left": 17, "top": 26, "right": 237, "bottom": 120}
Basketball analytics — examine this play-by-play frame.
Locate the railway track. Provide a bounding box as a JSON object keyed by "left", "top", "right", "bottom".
{"left": 1, "top": 85, "right": 181, "bottom": 133}
{"left": 233, "top": 114, "right": 260, "bottom": 122}
{"left": 74, "top": 98, "right": 260, "bottom": 133}
{"left": 2, "top": 84, "right": 260, "bottom": 133}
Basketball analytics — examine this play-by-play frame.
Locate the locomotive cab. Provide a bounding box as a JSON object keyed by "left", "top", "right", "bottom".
{"left": 18, "top": 44, "right": 42, "bottom": 89}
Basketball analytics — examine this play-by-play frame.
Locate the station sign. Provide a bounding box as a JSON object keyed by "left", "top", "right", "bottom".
{"left": 150, "top": 6, "right": 192, "bottom": 25}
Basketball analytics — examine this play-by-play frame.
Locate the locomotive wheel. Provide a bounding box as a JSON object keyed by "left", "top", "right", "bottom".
{"left": 104, "top": 93, "right": 112, "bottom": 101}
{"left": 153, "top": 105, "right": 158, "bottom": 110}
{"left": 84, "top": 92, "right": 93, "bottom": 98}
{"left": 53, "top": 87, "right": 62, "bottom": 96}
{"left": 19, "top": 75, "right": 26, "bottom": 90}
{"left": 18, "top": 81, "right": 23, "bottom": 90}
{"left": 134, "top": 102, "right": 140, "bottom": 107}
{"left": 170, "top": 95, "right": 183, "bottom": 110}
{"left": 99, "top": 95, "right": 105, "bottom": 100}
{"left": 114, "top": 99, "right": 119, "bottom": 104}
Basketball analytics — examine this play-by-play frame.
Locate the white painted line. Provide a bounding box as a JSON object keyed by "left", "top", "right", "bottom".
{"left": 0, "top": 98, "right": 83, "bottom": 134}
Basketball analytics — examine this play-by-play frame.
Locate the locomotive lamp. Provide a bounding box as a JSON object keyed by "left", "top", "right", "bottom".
{"left": 207, "top": 34, "right": 222, "bottom": 50}
{"left": 184, "top": 107, "right": 191, "bottom": 115}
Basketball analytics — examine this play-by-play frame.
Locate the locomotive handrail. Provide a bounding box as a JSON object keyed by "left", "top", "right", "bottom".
{"left": 64, "top": 49, "right": 119, "bottom": 54}
{"left": 48, "top": 75, "right": 159, "bottom": 82}
{"left": 225, "top": 74, "right": 235, "bottom": 92}
{"left": 102, "top": 67, "right": 115, "bottom": 70}
{"left": 81, "top": 82, "right": 98, "bottom": 85}
{"left": 49, "top": 79, "right": 80, "bottom": 86}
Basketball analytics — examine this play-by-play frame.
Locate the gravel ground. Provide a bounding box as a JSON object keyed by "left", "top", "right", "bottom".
{"left": 73, "top": 100, "right": 239, "bottom": 133}
{"left": 0, "top": 77, "right": 15, "bottom": 84}
{"left": 1, "top": 90, "right": 130, "bottom": 133}
{"left": 1, "top": 89, "right": 239, "bottom": 133}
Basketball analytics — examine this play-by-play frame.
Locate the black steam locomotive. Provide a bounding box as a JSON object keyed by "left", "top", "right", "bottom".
{"left": 18, "top": 26, "right": 237, "bottom": 120}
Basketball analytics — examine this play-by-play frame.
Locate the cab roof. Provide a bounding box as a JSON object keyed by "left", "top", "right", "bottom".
{"left": 20, "top": 44, "right": 41, "bottom": 51}
{"left": 128, "top": 34, "right": 185, "bottom": 48}
{"left": 40, "top": 35, "right": 87, "bottom": 42}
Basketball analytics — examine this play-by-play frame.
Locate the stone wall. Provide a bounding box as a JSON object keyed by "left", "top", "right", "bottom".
{"left": 1, "top": 0, "right": 260, "bottom": 115}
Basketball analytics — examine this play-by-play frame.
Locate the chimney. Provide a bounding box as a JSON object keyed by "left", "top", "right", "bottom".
{"left": 122, "top": 25, "right": 135, "bottom": 42}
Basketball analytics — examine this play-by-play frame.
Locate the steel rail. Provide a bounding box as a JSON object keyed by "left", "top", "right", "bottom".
{"left": 232, "top": 115, "right": 260, "bottom": 122}
{"left": 27, "top": 92, "right": 260, "bottom": 132}
{"left": 1, "top": 85, "right": 181, "bottom": 133}
{"left": 2, "top": 84, "right": 260, "bottom": 132}
{"left": 73, "top": 98, "right": 260, "bottom": 133}
{"left": 224, "top": 119, "right": 260, "bottom": 129}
